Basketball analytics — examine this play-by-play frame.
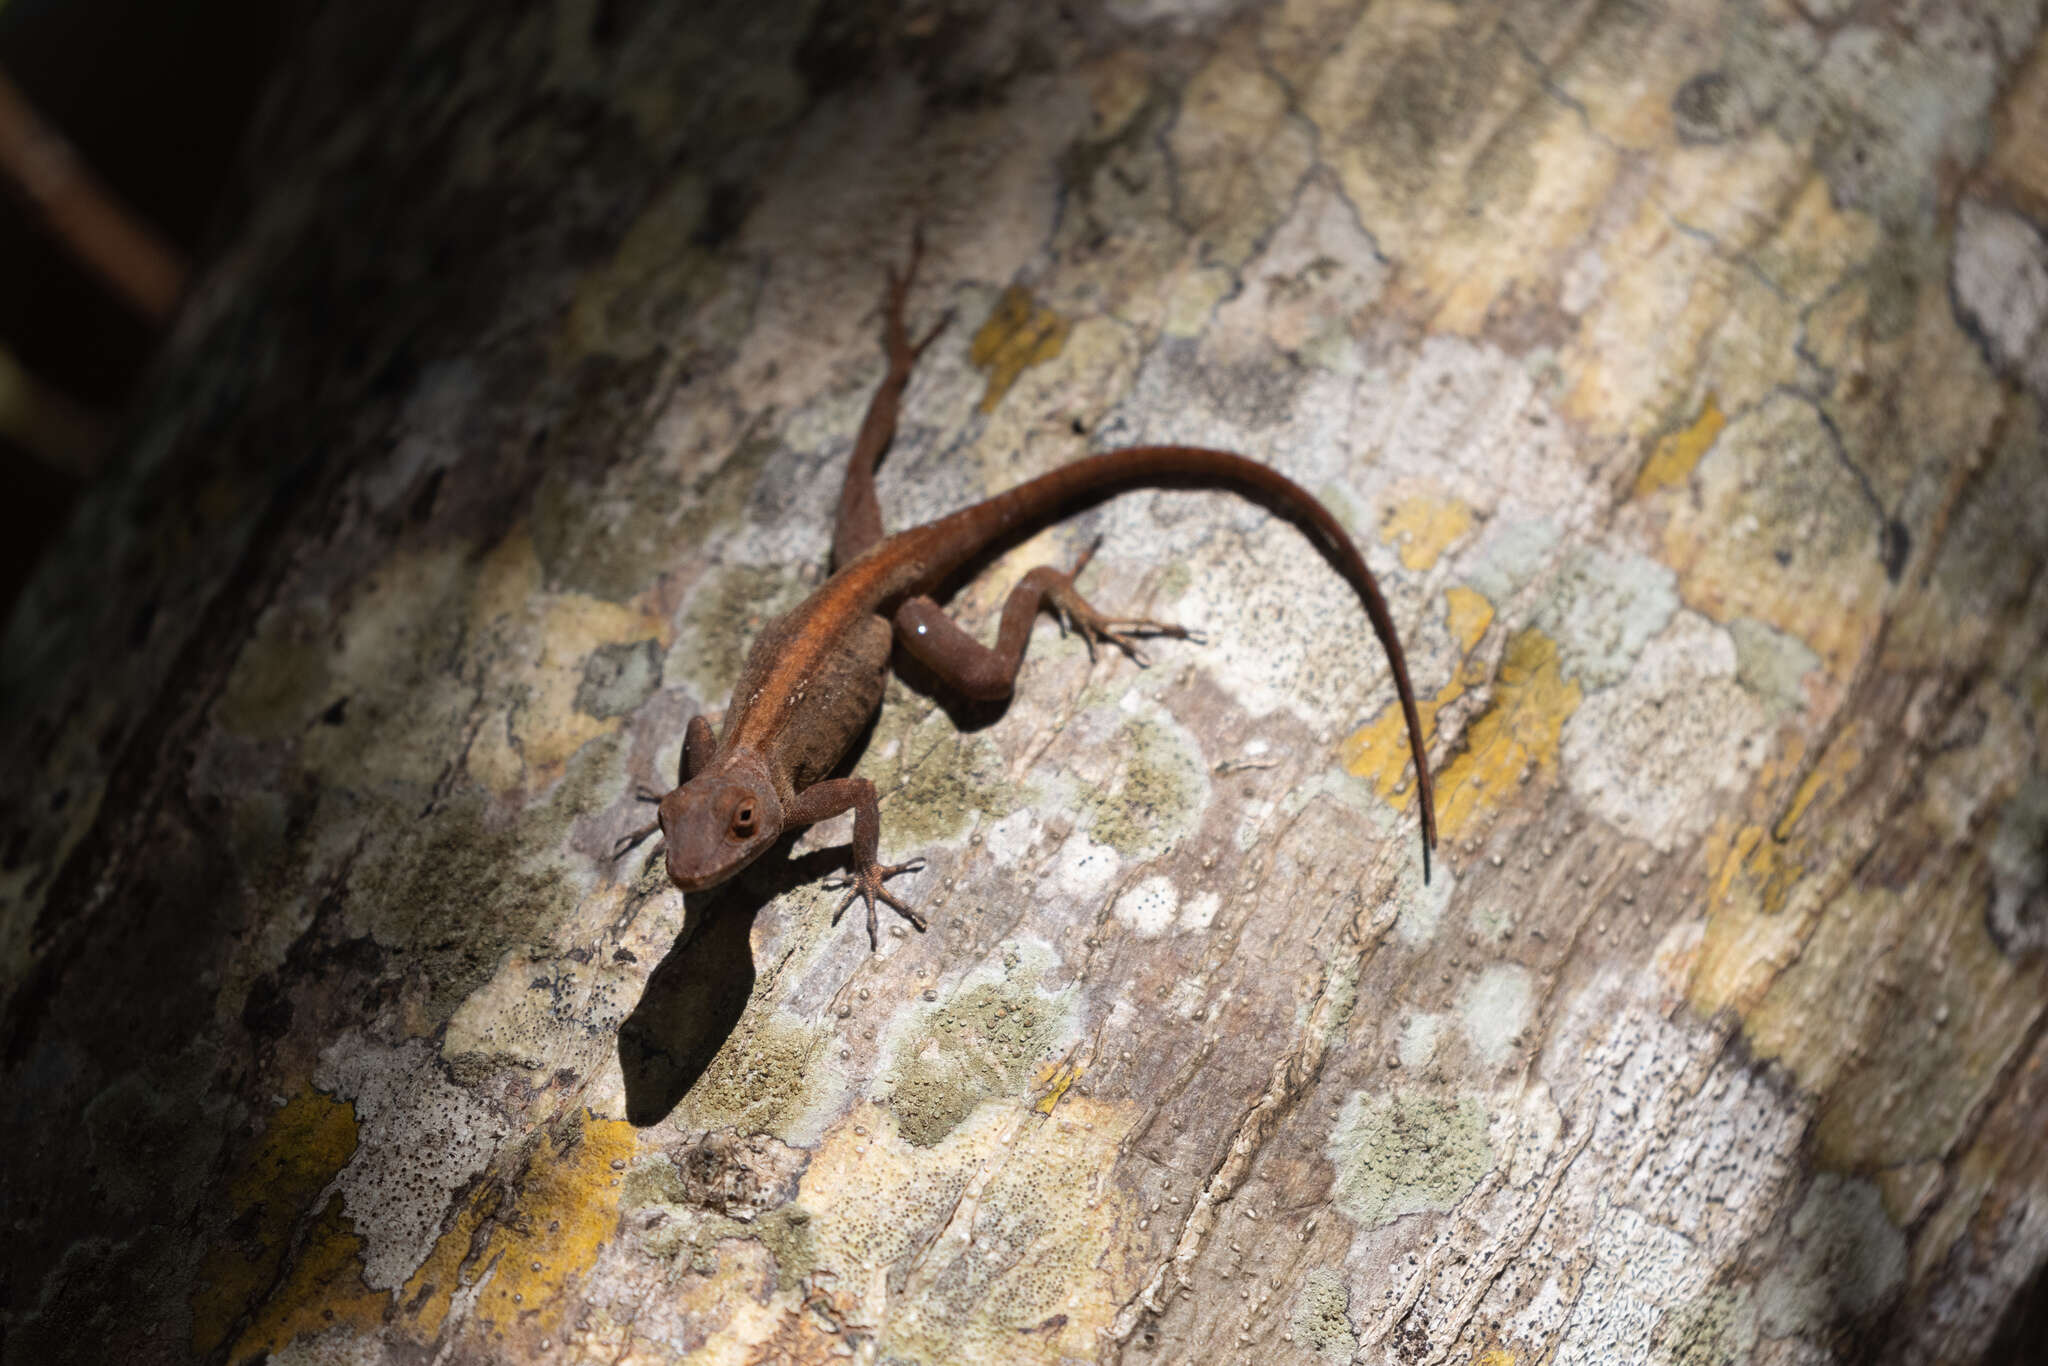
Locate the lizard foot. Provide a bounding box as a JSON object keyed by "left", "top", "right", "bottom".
{"left": 827, "top": 857, "right": 928, "bottom": 951}
{"left": 1051, "top": 536, "right": 1202, "bottom": 666}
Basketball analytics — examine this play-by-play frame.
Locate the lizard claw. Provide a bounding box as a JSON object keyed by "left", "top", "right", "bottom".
{"left": 613, "top": 819, "right": 660, "bottom": 860}
{"left": 828, "top": 857, "right": 929, "bottom": 951}
{"left": 634, "top": 784, "right": 665, "bottom": 804}
{"left": 1073, "top": 614, "right": 1200, "bottom": 669}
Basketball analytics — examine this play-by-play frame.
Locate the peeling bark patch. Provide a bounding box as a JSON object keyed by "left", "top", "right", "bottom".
{"left": 1326, "top": 1090, "right": 1493, "bottom": 1229}
{"left": 880, "top": 945, "right": 1076, "bottom": 1147}
{"left": 1292, "top": 1267, "right": 1356, "bottom": 1362}
{"left": 1562, "top": 614, "right": 1769, "bottom": 853}
{"left": 315, "top": 1035, "right": 510, "bottom": 1290}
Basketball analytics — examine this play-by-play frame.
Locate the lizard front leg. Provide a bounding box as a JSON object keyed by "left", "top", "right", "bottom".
{"left": 783, "top": 776, "right": 927, "bottom": 950}
{"left": 894, "top": 539, "right": 1199, "bottom": 701}
{"left": 613, "top": 715, "right": 718, "bottom": 857}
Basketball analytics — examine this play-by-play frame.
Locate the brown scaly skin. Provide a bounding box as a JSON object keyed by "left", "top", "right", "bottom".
{"left": 617, "top": 236, "right": 1438, "bottom": 949}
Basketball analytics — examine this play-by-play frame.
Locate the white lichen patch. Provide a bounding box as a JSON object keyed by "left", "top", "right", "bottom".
{"left": 315, "top": 1035, "right": 509, "bottom": 1290}
{"left": 1561, "top": 612, "right": 1770, "bottom": 851}
{"left": 1052, "top": 833, "right": 1122, "bottom": 899}
{"left": 1113, "top": 875, "right": 1179, "bottom": 936}
{"left": 1460, "top": 964, "right": 1534, "bottom": 1069}
{"left": 1398, "top": 1012, "right": 1445, "bottom": 1071}
{"left": 1179, "top": 889, "right": 1222, "bottom": 933}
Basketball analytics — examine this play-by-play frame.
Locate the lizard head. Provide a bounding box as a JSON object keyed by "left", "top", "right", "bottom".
{"left": 656, "top": 756, "right": 784, "bottom": 892}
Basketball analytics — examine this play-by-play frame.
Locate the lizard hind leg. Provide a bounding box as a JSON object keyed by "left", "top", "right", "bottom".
{"left": 894, "top": 538, "right": 1202, "bottom": 701}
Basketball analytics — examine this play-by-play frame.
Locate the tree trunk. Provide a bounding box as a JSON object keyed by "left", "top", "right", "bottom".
{"left": 3, "top": 2, "right": 2046, "bottom": 1363}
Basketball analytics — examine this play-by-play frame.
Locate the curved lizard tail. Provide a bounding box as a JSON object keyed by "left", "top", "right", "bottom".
{"left": 918, "top": 444, "right": 1439, "bottom": 880}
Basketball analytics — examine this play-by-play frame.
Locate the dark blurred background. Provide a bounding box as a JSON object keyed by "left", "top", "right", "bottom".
{"left": 0, "top": 0, "right": 289, "bottom": 621}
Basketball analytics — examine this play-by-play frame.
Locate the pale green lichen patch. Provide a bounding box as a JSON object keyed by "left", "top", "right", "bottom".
{"left": 1327, "top": 1089, "right": 1494, "bottom": 1228}
{"left": 1755, "top": 1174, "right": 1906, "bottom": 1338}
{"left": 346, "top": 733, "right": 616, "bottom": 1025}
{"left": 1652, "top": 1285, "right": 1758, "bottom": 1366}
{"left": 575, "top": 638, "right": 661, "bottom": 718}
{"left": 799, "top": 1097, "right": 1137, "bottom": 1362}
{"left": 1079, "top": 715, "right": 1206, "bottom": 859}
{"left": 860, "top": 699, "right": 1020, "bottom": 850}
{"left": 1727, "top": 615, "right": 1821, "bottom": 716}
{"left": 215, "top": 605, "right": 334, "bottom": 740}
{"left": 1292, "top": 1268, "right": 1357, "bottom": 1363}
{"left": 621, "top": 1154, "right": 820, "bottom": 1292}
{"left": 674, "top": 1009, "right": 838, "bottom": 1141}
{"left": 665, "top": 562, "right": 807, "bottom": 700}
{"left": 534, "top": 414, "right": 777, "bottom": 604}
{"left": 1533, "top": 546, "right": 1679, "bottom": 690}
{"left": 880, "top": 944, "right": 1078, "bottom": 1147}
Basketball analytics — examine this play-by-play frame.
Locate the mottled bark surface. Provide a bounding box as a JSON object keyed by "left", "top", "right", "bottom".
{"left": 3, "top": 1, "right": 2047, "bottom": 1363}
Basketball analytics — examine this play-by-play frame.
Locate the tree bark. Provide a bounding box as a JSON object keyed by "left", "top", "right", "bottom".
{"left": 3, "top": 1, "right": 2046, "bottom": 1363}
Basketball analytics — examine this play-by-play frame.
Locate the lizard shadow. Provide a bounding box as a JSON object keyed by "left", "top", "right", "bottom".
{"left": 616, "top": 841, "right": 847, "bottom": 1128}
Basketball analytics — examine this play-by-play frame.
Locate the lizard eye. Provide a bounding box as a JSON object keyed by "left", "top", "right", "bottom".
{"left": 731, "top": 802, "right": 756, "bottom": 839}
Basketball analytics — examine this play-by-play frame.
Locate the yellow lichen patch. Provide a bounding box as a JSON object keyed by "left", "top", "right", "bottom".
{"left": 230, "top": 1196, "right": 389, "bottom": 1361}
{"left": 1033, "top": 1057, "right": 1084, "bottom": 1115}
{"left": 391, "top": 1186, "right": 497, "bottom": 1343}
{"left": 1344, "top": 626, "right": 1579, "bottom": 845}
{"left": 1444, "top": 585, "right": 1494, "bottom": 655}
{"left": 1709, "top": 824, "right": 1805, "bottom": 918}
{"left": 1381, "top": 493, "right": 1475, "bottom": 571}
{"left": 1633, "top": 394, "right": 1726, "bottom": 498}
{"left": 1341, "top": 589, "right": 1495, "bottom": 815}
{"left": 460, "top": 1111, "right": 640, "bottom": 1347}
{"left": 786, "top": 1096, "right": 1139, "bottom": 1363}
{"left": 1772, "top": 732, "right": 1865, "bottom": 842}
{"left": 191, "top": 1089, "right": 361, "bottom": 1356}
{"left": 970, "top": 285, "right": 1070, "bottom": 414}
{"left": 1479, "top": 1350, "right": 1517, "bottom": 1366}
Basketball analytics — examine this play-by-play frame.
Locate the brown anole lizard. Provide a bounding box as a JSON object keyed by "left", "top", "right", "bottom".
{"left": 617, "top": 238, "right": 1437, "bottom": 947}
